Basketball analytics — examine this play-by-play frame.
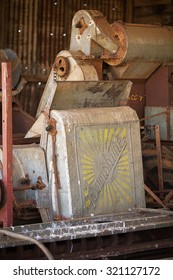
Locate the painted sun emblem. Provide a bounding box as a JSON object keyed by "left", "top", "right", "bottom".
{"left": 78, "top": 126, "right": 133, "bottom": 211}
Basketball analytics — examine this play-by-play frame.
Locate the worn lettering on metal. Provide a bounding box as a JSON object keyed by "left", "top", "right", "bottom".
{"left": 76, "top": 126, "right": 133, "bottom": 211}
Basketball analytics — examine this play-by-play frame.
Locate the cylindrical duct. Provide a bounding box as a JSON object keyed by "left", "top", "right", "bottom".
{"left": 106, "top": 22, "right": 173, "bottom": 66}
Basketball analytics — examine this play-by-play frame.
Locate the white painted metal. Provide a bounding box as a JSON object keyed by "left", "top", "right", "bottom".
{"left": 46, "top": 107, "right": 145, "bottom": 219}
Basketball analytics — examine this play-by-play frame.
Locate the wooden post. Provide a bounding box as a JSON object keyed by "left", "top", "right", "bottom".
{"left": 0, "top": 62, "right": 13, "bottom": 227}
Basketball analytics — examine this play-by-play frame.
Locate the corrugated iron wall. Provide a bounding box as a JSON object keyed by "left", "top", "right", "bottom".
{"left": 3, "top": 0, "right": 125, "bottom": 74}
{"left": 1, "top": 0, "right": 125, "bottom": 116}
{"left": 133, "top": 0, "right": 173, "bottom": 25}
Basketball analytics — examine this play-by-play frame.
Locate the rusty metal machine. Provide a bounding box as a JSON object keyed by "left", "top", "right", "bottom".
{"left": 1, "top": 10, "right": 173, "bottom": 260}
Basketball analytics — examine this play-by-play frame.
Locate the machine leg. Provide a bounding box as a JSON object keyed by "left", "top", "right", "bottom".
{"left": 0, "top": 62, "right": 13, "bottom": 227}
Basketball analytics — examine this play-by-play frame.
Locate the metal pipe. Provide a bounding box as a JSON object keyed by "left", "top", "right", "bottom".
{"left": 110, "top": 22, "right": 173, "bottom": 66}
{"left": 139, "top": 111, "right": 167, "bottom": 122}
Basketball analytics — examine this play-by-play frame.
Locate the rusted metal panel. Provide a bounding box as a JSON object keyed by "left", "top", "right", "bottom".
{"left": 127, "top": 81, "right": 146, "bottom": 120}
{"left": 146, "top": 66, "right": 173, "bottom": 107}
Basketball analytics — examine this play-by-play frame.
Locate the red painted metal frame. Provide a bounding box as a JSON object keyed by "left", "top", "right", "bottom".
{"left": 0, "top": 62, "right": 13, "bottom": 227}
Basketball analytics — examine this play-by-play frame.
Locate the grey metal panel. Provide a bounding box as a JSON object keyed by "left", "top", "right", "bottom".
{"left": 0, "top": 145, "right": 51, "bottom": 212}
{"left": 51, "top": 80, "right": 132, "bottom": 110}
{"left": 49, "top": 106, "right": 145, "bottom": 219}
{"left": 145, "top": 106, "right": 173, "bottom": 141}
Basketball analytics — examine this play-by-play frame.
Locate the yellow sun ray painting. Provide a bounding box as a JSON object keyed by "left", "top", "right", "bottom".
{"left": 77, "top": 125, "right": 134, "bottom": 213}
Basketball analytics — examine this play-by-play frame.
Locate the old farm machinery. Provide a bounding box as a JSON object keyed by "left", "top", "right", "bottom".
{"left": 0, "top": 10, "right": 173, "bottom": 260}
